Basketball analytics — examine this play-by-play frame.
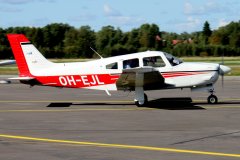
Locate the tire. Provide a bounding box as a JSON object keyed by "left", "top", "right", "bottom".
{"left": 135, "top": 93, "right": 148, "bottom": 107}
{"left": 135, "top": 101, "right": 145, "bottom": 107}
{"left": 207, "top": 95, "right": 218, "bottom": 104}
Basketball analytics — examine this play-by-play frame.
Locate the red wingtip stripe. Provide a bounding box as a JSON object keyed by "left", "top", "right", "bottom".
{"left": 7, "top": 34, "right": 32, "bottom": 77}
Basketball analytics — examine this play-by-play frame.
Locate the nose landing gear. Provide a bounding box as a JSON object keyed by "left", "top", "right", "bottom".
{"left": 207, "top": 89, "right": 218, "bottom": 104}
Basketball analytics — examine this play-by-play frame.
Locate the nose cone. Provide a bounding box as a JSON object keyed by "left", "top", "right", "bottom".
{"left": 219, "top": 65, "right": 231, "bottom": 75}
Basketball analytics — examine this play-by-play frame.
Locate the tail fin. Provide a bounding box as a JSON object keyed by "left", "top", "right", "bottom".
{"left": 7, "top": 34, "right": 54, "bottom": 77}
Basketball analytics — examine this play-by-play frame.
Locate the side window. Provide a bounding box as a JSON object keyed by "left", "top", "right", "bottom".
{"left": 123, "top": 58, "right": 139, "bottom": 69}
{"left": 106, "top": 62, "right": 118, "bottom": 69}
{"left": 143, "top": 56, "right": 165, "bottom": 67}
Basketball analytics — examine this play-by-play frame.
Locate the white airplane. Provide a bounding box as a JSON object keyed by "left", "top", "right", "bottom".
{"left": 7, "top": 34, "right": 231, "bottom": 106}
{"left": 0, "top": 60, "right": 15, "bottom": 66}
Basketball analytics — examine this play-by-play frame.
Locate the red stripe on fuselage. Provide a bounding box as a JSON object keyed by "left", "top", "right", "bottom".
{"left": 162, "top": 71, "right": 210, "bottom": 78}
{"left": 29, "top": 71, "right": 212, "bottom": 88}
{"left": 35, "top": 74, "right": 120, "bottom": 88}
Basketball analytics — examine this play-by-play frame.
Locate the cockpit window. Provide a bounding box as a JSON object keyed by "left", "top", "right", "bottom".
{"left": 164, "top": 52, "right": 183, "bottom": 66}
{"left": 143, "top": 56, "right": 165, "bottom": 67}
{"left": 106, "top": 62, "right": 118, "bottom": 69}
{"left": 123, "top": 58, "right": 139, "bottom": 69}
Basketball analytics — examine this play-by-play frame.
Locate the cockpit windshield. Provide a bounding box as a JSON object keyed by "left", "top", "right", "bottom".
{"left": 164, "top": 52, "right": 183, "bottom": 66}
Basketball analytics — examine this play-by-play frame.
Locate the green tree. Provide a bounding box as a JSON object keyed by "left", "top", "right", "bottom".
{"left": 201, "top": 21, "right": 212, "bottom": 45}
{"left": 42, "top": 23, "right": 72, "bottom": 58}
{"left": 64, "top": 26, "right": 96, "bottom": 58}
{"left": 228, "top": 22, "right": 240, "bottom": 48}
{"left": 138, "top": 24, "right": 160, "bottom": 51}
{"left": 203, "top": 21, "right": 212, "bottom": 37}
{"left": 77, "top": 26, "right": 96, "bottom": 58}
{"left": 27, "top": 27, "right": 44, "bottom": 48}
{"left": 0, "top": 28, "right": 12, "bottom": 59}
{"left": 63, "top": 28, "right": 80, "bottom": 58}
{"left": 125, "top": 29, "right": 140, "bottom": 53}
{"left": 96, "top": 26, "right": 125, "bottom": 57}
{"left": 2, "top": 21, "right": 240, "bottom": 58}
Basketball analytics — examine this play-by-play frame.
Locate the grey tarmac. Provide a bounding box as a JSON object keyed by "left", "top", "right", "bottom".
{"left": 0, "top": 76, "right": 240, "bottom": 160}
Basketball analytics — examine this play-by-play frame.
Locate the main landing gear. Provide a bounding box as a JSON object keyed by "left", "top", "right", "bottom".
{"left": 135, "top": 93, "right": 148, "bottom": 107}
{"left": 134, "top": 87, "right": 148, "bottom": 107}
{"left": 207, "top": 89, "right": 218, "bottom": 104}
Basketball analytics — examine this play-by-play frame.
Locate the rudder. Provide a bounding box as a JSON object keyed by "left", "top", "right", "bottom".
{"left": 7, "top": 34, "right": 31, "bottom": 77}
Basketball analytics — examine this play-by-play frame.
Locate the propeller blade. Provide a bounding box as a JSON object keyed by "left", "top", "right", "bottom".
{"left": 218, "top": 64, "right": 230, "bottom": 89}
{"left": 219, "top": 65, "right": 231, "bottom": 75}
{"left": 220, "top": 51, "right": 224, "bottom": 88}
{"left": 221, "top": 52, "right": 224, "bottom": 65}
{"left": 221, "top": 74, "right": 224, "bottom": 88}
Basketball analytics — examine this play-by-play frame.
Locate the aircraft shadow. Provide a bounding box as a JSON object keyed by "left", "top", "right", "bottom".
{"left": 72, "top": 103, "right": 135, "bottom": 106}
{"left": 195, "top": 101, "right": 240, "bottom": 105}
{"left": 46, "top": 98, "right": 240, "bottom": 109}
{"left": 46, "top": 102, "right": 134, "bottom": 107}
{"left": 47, "top": 103, "right": 72, "bottom": 107}
{"left": 46, "top": 97, "right": 205, "bottom": 110}
{"left": 146, "top": 97, "right": 205, "bottom": 110}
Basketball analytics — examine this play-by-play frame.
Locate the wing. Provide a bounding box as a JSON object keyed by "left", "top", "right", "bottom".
{"left": 116, "top": 67, "right": 166, "bottom": 91}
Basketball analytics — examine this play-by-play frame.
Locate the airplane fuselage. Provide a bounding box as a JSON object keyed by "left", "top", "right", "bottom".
{"left": 20, "top": 49, "right": 220, "bottom": 91}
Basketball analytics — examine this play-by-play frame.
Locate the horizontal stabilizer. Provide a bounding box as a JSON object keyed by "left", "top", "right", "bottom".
{"left": 0, "top": 60, "right": 16, "bottom": 66}
{"left": 8, "top": 77, "right": 35, "bottom": 80}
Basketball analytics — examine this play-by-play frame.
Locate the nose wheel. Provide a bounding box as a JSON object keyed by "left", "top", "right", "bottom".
{"left": 207, "top": 94, "right": 218, "bottom": 104}
{"left": 207, "top": 88, "right": 218, "bottom": 104}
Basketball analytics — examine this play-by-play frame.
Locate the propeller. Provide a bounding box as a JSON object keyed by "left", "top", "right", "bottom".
{"left": 219, "top": 52, "right": 231, "bottom": 88}
{"left": 221, "top": 53, "right": 224, "bottom": 88}
{"left": 218, "top": 63, "right": 231, "bottom": 88}
{"left": 219, "top": 65, "right": 231, "bottom": 75}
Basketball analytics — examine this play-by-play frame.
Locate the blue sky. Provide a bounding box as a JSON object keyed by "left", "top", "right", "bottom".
{"left": 0, "top": 0, "right": 239, "bottom": 33}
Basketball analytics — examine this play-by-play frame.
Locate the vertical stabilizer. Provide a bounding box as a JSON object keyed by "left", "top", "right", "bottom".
{"left": 7, "top": 34, "right": 54, "bottom": 77}
{"left": 7, "top": 34, "right": 31, "bottom": 77}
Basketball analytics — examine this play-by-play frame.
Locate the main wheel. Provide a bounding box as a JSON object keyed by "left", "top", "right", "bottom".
{"left": 135, "top": 93, "right": 148, "bottom": 107}
{"left": 207, "top": 95, "right": 218, "bottom": 104}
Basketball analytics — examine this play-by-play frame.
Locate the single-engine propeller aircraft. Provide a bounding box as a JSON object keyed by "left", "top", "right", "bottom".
{"left": 7, "top": 34, "right": 231, "bottom": 106}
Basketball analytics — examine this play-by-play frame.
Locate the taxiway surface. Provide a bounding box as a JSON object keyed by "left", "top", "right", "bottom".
{"left": 0, "top": 77, "right": 239, "bottom": 160}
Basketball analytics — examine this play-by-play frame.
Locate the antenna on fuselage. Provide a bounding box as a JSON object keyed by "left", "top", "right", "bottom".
{"left": 90, "top": 47, "right": 103, "bottom": 59}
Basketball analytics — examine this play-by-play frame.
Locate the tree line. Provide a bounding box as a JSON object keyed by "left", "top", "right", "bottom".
{"left": 0, "top": 21, "right": 240, "bottom": 59}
